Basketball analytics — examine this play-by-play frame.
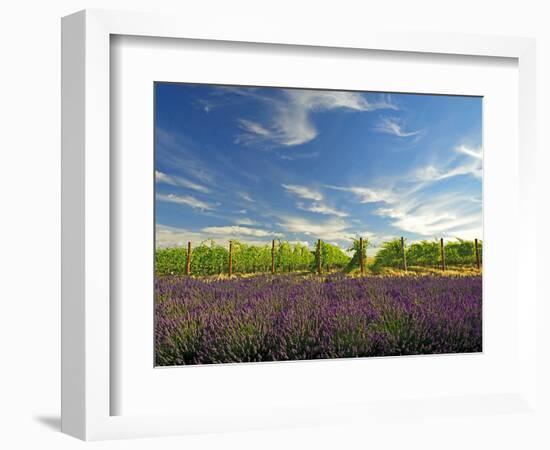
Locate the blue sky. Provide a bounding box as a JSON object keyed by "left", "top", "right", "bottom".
{"left": 155, "top": 83, "right": 482, "bottom": 253}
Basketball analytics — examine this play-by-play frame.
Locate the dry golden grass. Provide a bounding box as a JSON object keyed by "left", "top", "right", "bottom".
{"left": 179, "top": 265, "right": 482, "bottom": 282}
{"left": 375, "top": 265, "right": 481, "bottom": 277}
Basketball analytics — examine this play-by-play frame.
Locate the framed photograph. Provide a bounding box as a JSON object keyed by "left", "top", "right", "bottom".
{"left": 153, "top": 82, "right": 484, "bottom": 368}
{"left": 62, "top": 9, "right": 538, "bottom": 441}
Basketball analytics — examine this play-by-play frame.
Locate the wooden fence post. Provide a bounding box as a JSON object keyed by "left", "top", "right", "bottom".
{"left": 440, "top": 238, "right": 446, "bottom": 271}
{"left": 475, "top": 238, "right": 481, "bottom": 269}
{"left": 271, "top": 239, "right": 275, "bottom": 274}
{"left": 359, "top": 237, "right": 364, "bottom": 275}
{"left": 401, "top": 237, "right": 407, "bottom": 272}
{"left": 228, "top": 241, "right": 233, "bottom": 277}
{"left": 186, "top": 241, "right": 191, "bottom": 276}
{"left": 317, "top": 239, "right": 322, "bottom": 275}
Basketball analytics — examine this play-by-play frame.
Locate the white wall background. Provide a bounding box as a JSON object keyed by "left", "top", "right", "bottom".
{"left": 0, "top": 1, "right": 548, "bottom": 449}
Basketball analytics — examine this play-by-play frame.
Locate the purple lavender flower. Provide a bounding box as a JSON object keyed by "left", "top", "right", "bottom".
{"left": 155, "top": 275, "right": 482, "bottom": 365}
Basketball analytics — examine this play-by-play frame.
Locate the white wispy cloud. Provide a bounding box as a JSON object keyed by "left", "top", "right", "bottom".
{"left": 276, "top": 216, "right": 353, "bottom": 242}
{"left": 283, "top": 184, "right": 348, "bottom": 217}
{"left": 456, "top": 144, "right": 482, "bottom": 159}
{"left": 325, "top": 185, "right": 396, "bottom": 204}
{"left": 340, "top": 183, "right": 482, "bottom": 239}
{"left": 324, "top": 142, "right": 482, "bottom": 239}
{"left": 155, "top": 170, "right": 211, "bottom": 193}
{"left": 355, "top": 230, "right": 376, "bottom": 240}
{"left": 236, "top": 89, "right": 396, "bottom": 147}
{"left": 297, "top": 202, "right": 348, "bottom": 218}
{"left": 156, "top": 224, "right": 205, "bottom": 248}
{"left": 374, "top": 117, "right": 423, "bottom": 138}
{"left": 157, "top": 224, "right": 276, "bottom": 248}
{"left": 156, "top": 130, "right": 215, "bottom": 184}
{"left": 414, "top": 162, "right": 480, "bottom": 181}
{"left": 238, "top": 191, "right": 255, "bottom": 202}
{"left": 201, "top": 225, "right": 283, "bottom": 238}
{"left": 234, "top": 217, "right": 258, "bottom": 226}
{"left": 238, "top": 119, "right": 273, "bottom": 138}
{"left": 375, "top": 193, "right": 482, "bottom": 238}
{"left": 278, "top": 151, "right": 320, "bottom": 161}
{"left": 282, "top": 184, "right": 323, "bottom": 202}
{"left": 414, "top": 145, "right": 483, "bottom": 182}
{"left": 156, "top": 193, "right": 216, "bottom": 211}
{"left": 470, "top": 196, "right": 482, "bottom": 204}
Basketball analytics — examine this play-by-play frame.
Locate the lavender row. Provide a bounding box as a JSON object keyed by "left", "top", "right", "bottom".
{"left": 155, "top": 275, "right": 482, "bottom": 365}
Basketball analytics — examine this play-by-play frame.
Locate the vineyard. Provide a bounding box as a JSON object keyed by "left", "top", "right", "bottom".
{"left": 155, "top": 237, "right": 482, "bottom": 277}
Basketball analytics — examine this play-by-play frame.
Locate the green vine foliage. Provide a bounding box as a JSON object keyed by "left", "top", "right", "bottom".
{"left": 345, "top": 238, "right": 369, "bottom": 272}
{"left": 312, "top": 240, "right": 350, "bottom": 272}
{"left": 155, "top": 237, "right": 482, "bottom": 277}
{"left": 372, "top": 238, "right": 482, "bottom": 269}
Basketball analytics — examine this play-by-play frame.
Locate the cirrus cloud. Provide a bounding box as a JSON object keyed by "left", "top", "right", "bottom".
{"left": 156, "top": 193, "right": 216, "bottom": 211}
{"left": 282, "top": 184, "right": 323, "bottom": 202}
{"left": 236, "top": 89, "right": 397, "bottom": 147}
{"left": 374, "top": 117, "right": 423, "bottom": 138}
{"left": 155, "top": 170, "right": 211, "bottom": 194}
{"left": 201, "top": 225, "right": 283, "bottom": 238}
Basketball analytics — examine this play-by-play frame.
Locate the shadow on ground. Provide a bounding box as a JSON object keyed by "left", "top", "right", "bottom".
{"left": 34, "top": 415, "right": 61, "bottom": 431}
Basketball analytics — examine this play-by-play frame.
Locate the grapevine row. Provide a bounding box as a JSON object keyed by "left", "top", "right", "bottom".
{"left": 155, "top": 237, "right": 482, "bottom": 277}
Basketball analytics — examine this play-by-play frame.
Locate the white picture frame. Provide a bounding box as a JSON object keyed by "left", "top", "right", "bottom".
{"left": 61, "top": 9, "right": 537, "bottom": 441}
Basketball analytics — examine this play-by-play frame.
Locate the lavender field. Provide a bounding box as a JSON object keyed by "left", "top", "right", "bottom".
{"left": 155, "top": 274, "right": 482, "bottom": 366}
